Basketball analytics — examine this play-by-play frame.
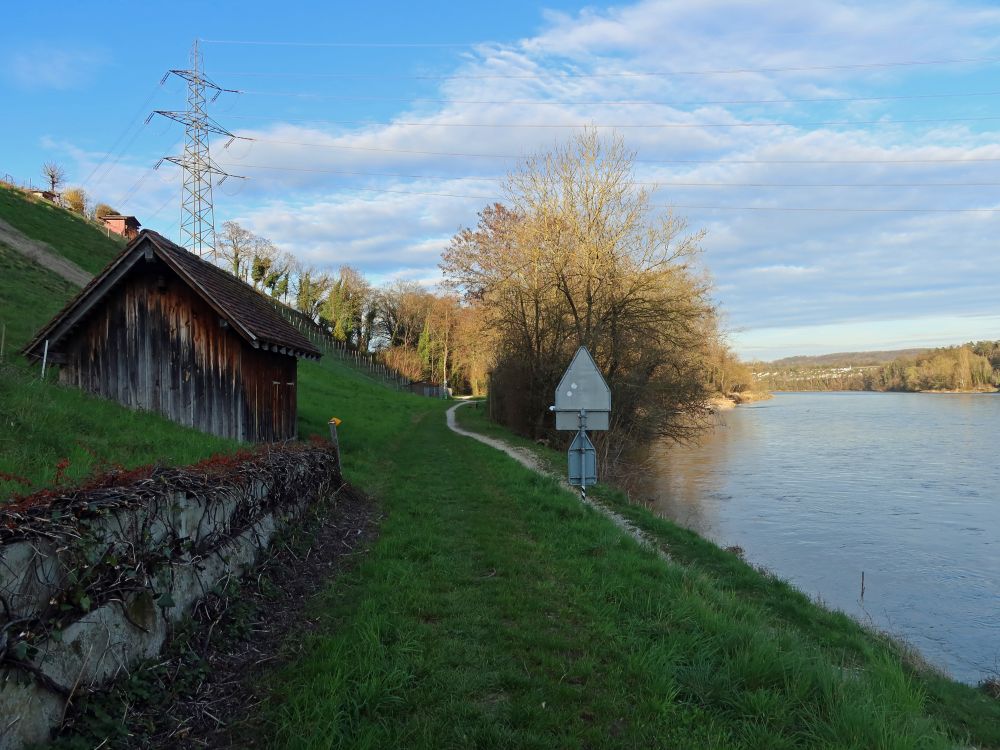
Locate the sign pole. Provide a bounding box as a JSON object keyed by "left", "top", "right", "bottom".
{"left": 553, "top": 346, "right": 610, "bottom": 498}
{"left": 578, "top": 409, "right": 587, "bottom": 503}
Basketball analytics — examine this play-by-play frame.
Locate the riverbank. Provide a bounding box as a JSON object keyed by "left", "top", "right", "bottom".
{"left": 448, "top": 402, "right": 1000, "bottom": 748}
{"left": 709, "top": 390, "right": 773, "bottom": 410}
{"left": 767, "top": 387, "right": 998, "bottom": 394}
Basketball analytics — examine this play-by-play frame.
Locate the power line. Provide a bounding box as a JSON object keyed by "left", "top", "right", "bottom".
{"left": 212, "top": 55, "right": 1000, "bottom": 80}
{"left": 198, "top": 173, "right": 1000, "bottom": 212}
{"left": 225, "top": 114, "right": 1000, "bottom": 129}
{"left": 83, "top": 80, "right": 165, "bottom": 192}
{"left": 231, "top": 136, "right": 1000, "bottom": 164}
{"left": 221, "top": 162, "right": 1000, "bottom": 187}
{"left": 238, "top": 88, "right": 1000, "bottom": 107}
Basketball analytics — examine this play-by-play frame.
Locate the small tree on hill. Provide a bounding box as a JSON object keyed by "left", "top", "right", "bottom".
{"left": 63, "top": 187, "right": 88, "bottom": 215}
{"left": 41, "top": 162, "right": 66, "bottom": 193}
{"left": 94, "top": 203, "right": 117, "bottom": 220}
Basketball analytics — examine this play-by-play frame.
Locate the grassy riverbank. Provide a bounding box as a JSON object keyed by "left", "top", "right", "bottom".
{"left": 252, "top": 373, "right": 999, "bottom": 749}
{"left": 456, "top": 404, "right": 1000, "bottom": 746}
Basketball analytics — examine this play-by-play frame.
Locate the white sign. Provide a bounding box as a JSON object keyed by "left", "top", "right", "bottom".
{"left": 553, "top": 346, "right": 611, "bottom": 430}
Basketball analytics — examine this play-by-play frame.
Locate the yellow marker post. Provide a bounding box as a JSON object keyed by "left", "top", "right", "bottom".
{"left": 328, "top": 417, "right": 343, "bottom": 474}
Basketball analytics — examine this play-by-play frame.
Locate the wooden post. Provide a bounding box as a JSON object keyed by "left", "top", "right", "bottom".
{"left": 328, "top": 417, "right": 343, "bottom": 476}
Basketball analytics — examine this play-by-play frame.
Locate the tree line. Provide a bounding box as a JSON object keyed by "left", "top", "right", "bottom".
{"left": 754, "top": 341, "right": 1000, "bottom": 392}
{"left": 215, "top": 221, "right": 492, "bottom": 394}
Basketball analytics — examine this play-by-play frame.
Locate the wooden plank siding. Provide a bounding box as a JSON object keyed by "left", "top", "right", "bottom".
{"left": 56, "top": 257, "right": 298, "bottom": 442}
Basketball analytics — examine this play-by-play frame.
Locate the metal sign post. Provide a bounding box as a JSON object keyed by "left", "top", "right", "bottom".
{"left": 552, "top": 346, "right": 610, "bottom": 502}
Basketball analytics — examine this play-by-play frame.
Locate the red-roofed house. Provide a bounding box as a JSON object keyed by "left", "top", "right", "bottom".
{"left": 100, "top": 214, "right": 142, "bottom": 241}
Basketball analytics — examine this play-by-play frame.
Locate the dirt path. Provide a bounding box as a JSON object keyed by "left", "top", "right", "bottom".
{"left": 446, "top": 402, "right": 671, "bottom": 563}
{"left": 0, "top": 217, "right": 92, "bottom": 287}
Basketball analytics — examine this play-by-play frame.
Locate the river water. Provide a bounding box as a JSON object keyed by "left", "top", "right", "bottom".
{"left": 634, "top": 392, "right": 999, "bottom": 684}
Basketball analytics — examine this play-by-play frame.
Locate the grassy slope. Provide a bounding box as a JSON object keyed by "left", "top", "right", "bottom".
{"left": 456, "top": 404, "right": 1000, "bottom": 747}
{"left": 0, "top": 183, "right": 125, "bottom": 275}
{"left": 0, "top": 211, "right": 234, "bottom": 498}
{"left": 257, "top": 365, "right": 998, "bottom": 749}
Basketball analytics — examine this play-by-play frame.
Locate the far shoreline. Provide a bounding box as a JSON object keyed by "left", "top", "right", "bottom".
{"left": 767, "top": 388, "right": 999, "bottom": 395}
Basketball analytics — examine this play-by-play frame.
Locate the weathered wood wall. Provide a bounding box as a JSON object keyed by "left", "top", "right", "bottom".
{"left": 56, "top": 259, "right": 298, "bottom": 442}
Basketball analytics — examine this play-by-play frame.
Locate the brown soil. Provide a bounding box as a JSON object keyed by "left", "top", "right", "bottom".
{"left": 52, "top": 482, "right": 379, "bottom": 749}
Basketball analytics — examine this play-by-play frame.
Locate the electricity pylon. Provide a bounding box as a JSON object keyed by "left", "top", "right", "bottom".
{"left": 152, "top": 40, "right": 243, "bottom": 258}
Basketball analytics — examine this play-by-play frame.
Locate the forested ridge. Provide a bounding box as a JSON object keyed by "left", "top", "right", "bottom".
{"left": 754, "top": 341, "right": 1000, "bottom": 392}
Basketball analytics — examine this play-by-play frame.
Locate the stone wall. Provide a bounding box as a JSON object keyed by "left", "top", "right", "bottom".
{"left": 0, "top": 442, "right": 339, "bottom": 749}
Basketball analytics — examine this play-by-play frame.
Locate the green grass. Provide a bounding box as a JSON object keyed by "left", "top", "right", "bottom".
{"left": 0, "top": 361, "right": 237, "bottom": 496}
{"left": 0, "top": 183, "right": 124, "bottom": 275}
{"left": 248, "top": 370, "right": 996, "bottom": 749}
{"left": 0, "top": 242, "right": 78, "bottom": 353}
{"left": 455, "top": 402, "right": 1000, "bottom": 748}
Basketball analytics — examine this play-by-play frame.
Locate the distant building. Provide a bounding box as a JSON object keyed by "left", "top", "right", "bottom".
{"left": 100, "top": 214, "right": 142, "bottom": 241}
{"left": 23, "top": 230, "right": 321, "bottom": 442}
{"left": 29, "top": 189, "right": 59, "bottom": 203}
{"left": 408, "top": 380, "right": 448, "bottom": 398}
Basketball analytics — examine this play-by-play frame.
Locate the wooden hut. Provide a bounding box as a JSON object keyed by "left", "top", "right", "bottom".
{"left": 23, "top": 230, "right": 321, "bottom": 442}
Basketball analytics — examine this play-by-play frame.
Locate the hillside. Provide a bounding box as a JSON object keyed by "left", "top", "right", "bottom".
{"left": 0, "top": 193, "right": 234, "bottom": 498}
{"left": 766, "top": 348, "right": 931, "bottom": 368}
{"left": 755, "top": 342, "right": 1000, "bottom": 392}
{"left": 1, "top": 202, "right": 997, "bottom": 748}
{"left": 0, "top": 183, "right": 125, "bottom": 275}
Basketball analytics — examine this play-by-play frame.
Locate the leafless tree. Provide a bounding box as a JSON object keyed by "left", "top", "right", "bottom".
{"left": 442, "top": 129, "right": 716, "bottom": 454}
{"left": 41, "top": 162, "right": 66, "bottom": 193}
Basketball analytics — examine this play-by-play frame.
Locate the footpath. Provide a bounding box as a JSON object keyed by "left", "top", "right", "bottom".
{"left": 446, "top": 401, "right": 671, "bottom": 564}
{"left": 0, "top": 217, "right": 91, "bottom": 287}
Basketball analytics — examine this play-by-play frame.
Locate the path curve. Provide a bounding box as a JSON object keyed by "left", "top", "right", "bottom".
{"left": 446, "top": 402, "right": 671, "bottom": 562}
{"left": 0, "top": 217, "right": 92, "bottom": 287}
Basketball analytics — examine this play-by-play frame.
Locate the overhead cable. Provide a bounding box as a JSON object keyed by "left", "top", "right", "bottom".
{"left": 222, "top": 163, "right": 1000, "bottom": 187}
{"left": 211, "top": 55, "right": 1000, "bottom": 80}
{"left": 235, "top": 137, "right": 1000, "bottom": 164}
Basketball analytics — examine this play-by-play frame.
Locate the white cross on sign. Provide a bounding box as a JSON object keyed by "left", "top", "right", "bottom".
{"left": 553, "top": 346, "right": 611, "bottom": 430}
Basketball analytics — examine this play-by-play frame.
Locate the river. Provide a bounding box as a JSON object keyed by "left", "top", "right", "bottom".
{"left": 634, "top": 391, "right": 999, "bottom": 685}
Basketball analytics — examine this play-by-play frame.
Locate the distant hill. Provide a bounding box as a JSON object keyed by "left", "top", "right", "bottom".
{"left": 0, "top": 182, "right": 124, "bottom": 274}
{"left": 761, "top": 348, "right": 931, "bottom": 369}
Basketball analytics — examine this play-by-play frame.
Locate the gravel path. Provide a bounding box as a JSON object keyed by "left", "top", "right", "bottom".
{"left": 446, "top": 402, "right": 671, "bottom": 562}
{"left": 0, "top": 217, "right": 92, "bottom": 287}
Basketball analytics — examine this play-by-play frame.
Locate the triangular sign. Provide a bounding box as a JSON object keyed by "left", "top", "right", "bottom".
{"left": 554, "top": 346, "right": 611, "bottom": 430}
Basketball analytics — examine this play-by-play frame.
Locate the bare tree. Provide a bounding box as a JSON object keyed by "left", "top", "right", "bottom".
{"left": 442, "top": 129, "right": 716, "bottom": 452}
{"left": 217, "top": 221, "right": 255, "bottom": 282}
{"left": 41, "top": 162, "right": 66, "bottom": 193}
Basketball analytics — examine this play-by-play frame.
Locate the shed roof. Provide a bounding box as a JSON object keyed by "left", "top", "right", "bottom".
{"left": 100, "top": 214, "right": 141, "bottom": 225}
{"left": 23, "top": 230, "right": 321, "bottom": 360}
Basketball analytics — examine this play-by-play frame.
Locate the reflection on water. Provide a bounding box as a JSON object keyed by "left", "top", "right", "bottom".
{"left": 633, "top": 392, "right": 1000, "bottom": 684}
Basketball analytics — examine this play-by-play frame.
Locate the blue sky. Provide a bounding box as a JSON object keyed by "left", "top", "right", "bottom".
{"left": 3, "top": 0, "right": 1000, "bottom": 360}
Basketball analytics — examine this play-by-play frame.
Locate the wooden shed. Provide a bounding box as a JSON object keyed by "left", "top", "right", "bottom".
{"left": 23, "top": 230, "right": 321, "bottom": 442}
